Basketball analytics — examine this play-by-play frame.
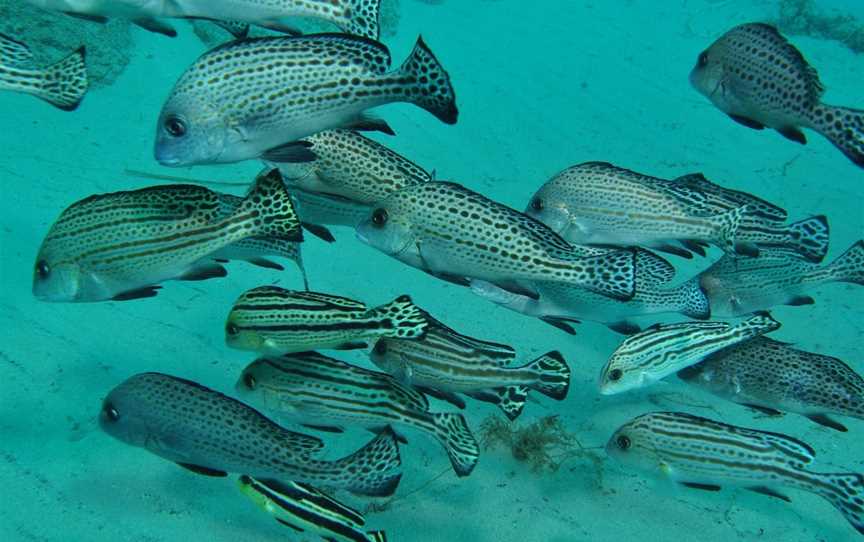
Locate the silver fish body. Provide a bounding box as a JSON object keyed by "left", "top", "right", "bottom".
{"left": 699, "top": 241, "right": 864, "bottom": 317}
{"left": 291, "top": 186, "right": 378, "bottom": 228}
{"left": 678, "top": 337, "right": 864, "bottom": 432}
{"left": 33, "top": 169, "right": 302, "bottom": 302}
{"left": 237, "top": 352, "right": 480, "bottom": 476}
{"left": 691, "top": 22, "right": 864, "bottom": 168}
{"left": 100, "top": 372, "right": 403, "bottom": 496}
{"left": 607, "top": 411, "right": 864, "bottom": 536}
{"left": 155, "top": 34, "right": 457, "bottom": 166}
{"left": 598, "top": 312, "right": 781, "bottom": 395}
{"left": 0, "top": 33, "right": 87, "bottom": 110}
{"left": 356, "top": 181, "right": 638, "bottom": 301}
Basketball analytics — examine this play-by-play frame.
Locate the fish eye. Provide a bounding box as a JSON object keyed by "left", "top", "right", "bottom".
{"left": 608, "top": 368, "right": 623, "bottom": 381}
{"left": 164, "top": 115, "right": 187, "bottom": 138}
{"left": 35, "top": 260, "right": 50, "bottom": 280}
{"left": 616, "top": 435, "right": 631, "bottom": 451}
{"left": 226, "top": 323, "right": 239, "bottom": 336}
{"left": 371, "top": 208, "right": 389, "bottom": 227}
{"left": 373, "top": 341, "right": 387, "bottom": 355}
{"left": 102, "top": 401, "right": 120, "bottom": 422}
{"left": 243, "top": 373, "right": 256, "bottom": 390}
{"left": 530, "top": 197, "right": 543, "bottom": 211}
{"left": 697, "top": 51, "right": 709, "bottom": 68}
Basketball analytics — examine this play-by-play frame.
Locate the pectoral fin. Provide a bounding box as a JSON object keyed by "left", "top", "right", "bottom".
{"left": 786, "top": 295, "right": 815, "bottom": 306}
{"left": 777, "top": 126, "right": 806, "bottom": 144}
{"left": 739, "top": 403, "right": 783, "bottom": 417}
{"left": 805, "top": 413, "right": 847, "bottom": 432}
{"left": 112, "top": 286, "right": 161, "bottom": 301}
{"left": 729, "top": 114, "right": 765, "bottom": 130}
{"left": 607, "top": 321, "right": 641, "bottom": 335}
{"left": 246, "top": 257, "right": 285, "bottom": 271}
{"left": 747, "top": 485, "right": 791, "bottom": 502}
{"left": 539, "top": 316, "right": 578, "bottom": 335}
{"left": 680, "top": 481, "right": 721, "bottom": 492}
{"left": 64, "top": 12, "right": 108, "bottom": 23}
{"left": 179, "top": 263, "right": 228, "bottom": 281}
{"left": 302, "top": 222, "right": 336, "bottom": 243}
{"left": 262, "top": 141, "right": 317, "bottom": 163}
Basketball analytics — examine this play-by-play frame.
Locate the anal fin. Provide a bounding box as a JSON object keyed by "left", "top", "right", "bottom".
{"left": 262, "top": 140, "right": 316, "bottom": 163}
{"left": 739, "top": 403, "right": 783, "bottom": 417}
{"left": 176, "top": 462, "right": 227, "bottom": 477}
{"left": 275, "top": 518, "right": 305, "bottom": 532}
{"left": 247, "top": 257, "right": 285, "bottom": 271}
{"left": 680, "top": 481, "right": 722, "bottom": 492}
{"left": 539, "top": 316, "right": 578, "bottom": 335}
{"left": 805, "top": 413, "right": 847, "bottom": 432}
{"left": 607, "top": 320, "right": 641, "bottom": 335}
{"left": 179, "top": 263, "right": 227, "bottom": 281}
{"left": 777, "top": 126, "right": 807, "bottom": 144}
{"left": 786, "top": 295, "right": 815, "bottom": 306}
{"left": 335, "top": 342, "right": 368, "bottom": 350}
{"left": 112, "top": 286, "right": 161, "bottom": 301}
{"left": 302, "top": 222, "right": 335, "bottom": 243}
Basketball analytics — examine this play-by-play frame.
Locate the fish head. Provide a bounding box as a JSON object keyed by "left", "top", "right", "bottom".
{"left": 605, "top": 415, "right": 665, "bottom": 473}
{"left": 98, "top": 373, "right": 174, "bottom": 453}
{"left": 154, "top": 91, "right": 232, "bottom": 167}
{"left": 234, "top": 360, "right": 266, "bottom": 402}
{"left": 689, "top": 42, "right": 726, "bottom": 100}
{"left": 224, "top": 311, "right": 270, "bottom": 353}
{"left": 355, "top": 195, "right": 417, "bottom": 257}
{"left": 31, "top": 254, "right": 84, "bottom": 302}
{"left": 524, "top": 184, "right": 572, "bottom": 236}
{"left": 597, "top": 355, "right": 643, "bottom": 396}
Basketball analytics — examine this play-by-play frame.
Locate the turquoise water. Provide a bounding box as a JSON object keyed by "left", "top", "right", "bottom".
{"left": 1, "top": 1, "right": 863, "bottom": 540}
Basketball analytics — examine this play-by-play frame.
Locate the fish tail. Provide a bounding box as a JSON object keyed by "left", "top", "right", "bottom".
{"left": 398, "top": 36, "right": 458, "bottom": 124}
{"left": 37, "top": 46, "right": 88, "bottom": 111}
{"left": 674, "top": 277, "right": 711, "bottom": 320}
{"left": 236, "top": 169, "right": 303, "bottom": 242}
{"left": 341, "top": 0, "right": 382, "bottom": 41}
{"left": 430, "top": 412, "right": 480, "bottom": 476}
{"left": 492, "top": 386, "right": 529, "bottom": 421}
{"left": 522, "top": 351, "right": 570, "bottom": 400}
{"left": 810, "top": 104, "right": 864, "bottom": 169}
{"left": 808, "top": 472, "right": 864, "bottom": 536}
{"left": 368, "top": 295, "right": 429, "bottom": 340}
{"left": 715, "top": 205, "right": 750, "bottom": 256}
{"left": 823, "top": 240, "right": 864, "bottom": 286}
{"left": 334, "top": 427, "right": 403, "bottom": 497}
{"left": 777, "top": 215, "right": 830, "bottom": 263}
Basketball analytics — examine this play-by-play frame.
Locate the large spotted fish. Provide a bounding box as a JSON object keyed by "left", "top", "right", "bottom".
{"left": 678, "top": 337, "right": 864, "bottom": 432}
{"left": 691, "top": 22, "right": 864, "bottom": 168}
{"left": 155, "top": 34, "right": 457, "bottom": 166}
{"left": 607, "top": 411, "right": 864, "bottom": 537}
{"left": 99, "top": 372, "right": 403, "bottom": 496}
{"left": 0, "top": 33, "right": 87, "bottom": 110}
{"left": 355, "top": 181, "right": 638, "bottom": 301}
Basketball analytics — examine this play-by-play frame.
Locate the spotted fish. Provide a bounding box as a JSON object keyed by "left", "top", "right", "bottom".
{"left": 598, "top": 312, "right": 780, "bottom": 395}
{"left": 691, "top": 22, "right": 864, "bottom": 168}
{"left": 678, "top": 337, "right": 864, "bottom": 432}
{"left": 99, "top": 372, "right": 403, "bottom": 496}
{"left": 699, "top": 240, "right": 864, "bottom": 317}
{"left": 0, "top": 33, "right": 87, "bottom": 110}
{"left": 33, "top": 169, "right": 302, "bottom": 302}
{"left": 225, "top": 287, "right": 428, "bottom": 354}
{"left": 607, "top": 411, "right": 864, "bottom": 536}
{"left": 237, "top": 476, "right": 386, "bottom": 542}
{"left": 356, "top": 181, "right": 637, "bottom": 301}
{"left": 236, "top": 352, "right": 480, "bottom": 476}
{"left": 155, "top": 34, "right": 457, "bottom": 166}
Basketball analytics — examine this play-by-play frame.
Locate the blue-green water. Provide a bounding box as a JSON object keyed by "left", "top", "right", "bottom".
{"left": 1, "top": 1, "right": 863, "bottom": 540}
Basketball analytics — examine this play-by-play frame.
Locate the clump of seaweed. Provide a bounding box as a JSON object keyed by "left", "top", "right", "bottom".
{"left": 480, "top": 414, "right": 592, "bottom": 474}
{"left": 774, "top": 0, "right": 864, "bottom": 54}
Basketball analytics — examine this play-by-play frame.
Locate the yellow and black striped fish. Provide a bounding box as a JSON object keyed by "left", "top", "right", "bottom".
{"left": 608, "top": 411, "right": 864, "bottom": 537}
{"left": 0, "top": 33, "right": 87, "bottom": 110}
{"left": 33, "top": 169, "right": 302, "bottom": 302}
{"left": 238, "top": 475, "right": 386, "bottom": 542}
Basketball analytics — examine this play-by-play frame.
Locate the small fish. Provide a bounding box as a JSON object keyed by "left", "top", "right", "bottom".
{"left": 26, "top": 0, "right": 383, "bottom": 40}
{"left": 607, "top": 411, "right": 864, "bottom": 536}
{"left": 691, "top": 23, "right": 864, "bottom": 168}
{"left": 0, "top": 33, "right": 87, "bottom": 110}
{"left": 370, "top": 311, "right": 570, "bottom": 420}
{"left": 155, "top": 34, "right": 457, "bottom": 166}
{"left": 236, "top": 352, "right": 480, "bottom": 476}
{"left": 33, "top": 169, "right": 302, "bottom": 302}
{"left": 598, "top": 312, "right": 780, "bottom": 395}
{"left": 699, "top": 240, "right": 864, "bottom": 317}
{"left": 470, "top": 249, "right": 711, "bottom": 335}
{"left": 237, "top": 475, "right": 386, "bottom": 542}
{"left": 678, "top": 337, "right": 864, "bottom": 432}
{"left": 356, "top": 181, "right": 637, "bottom": 301}
{"left": 100, "top": 372, "right": 403, "bottom": 496}
{"left": 225, "top": 287, "right": 428, "bottom": 354}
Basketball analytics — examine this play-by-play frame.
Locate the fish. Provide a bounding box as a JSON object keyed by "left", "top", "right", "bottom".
{"left": 225, "top": 287, "right": 429, "bottom": 354}
{"left": 369, "top": 311, "right": 570, "bottom": 420}
{"left": 355, "top": 181, "right": 638, "bottom": 301}
{"left": 678, "top": 337, "right": 864, "bottom": 432}
{"left": 691, "top": 22, "right": 864, "bottom": 169}
{"left": 154, "top": 34, "right": 457, "bottom": 166}
{"left": 597, "top": 312, "right": 780, "bottom": 395}
{"left": 470, "top": 248, "right": 711, "bottom": 335}
{"left": 25, "top": 0, "right": 383, "bottom": 40}
{"left": 237, "top": 475, "right": 386, "bottom": 542}
{"left": 699, "top": 240, "right": 864, "bottom": 317}
{"left": 99, "top": 372, "right": 403, "bottom": 496}
{"left": 0, "top": 33, "right": 87, "bottom": 110}
{"left": 291, "top": 186, "right": 381, "bottom": 229}
{"left": 32, "top": 169, "right": 302, "bottom": 302}
{"left": 607, "top": 411, "right": 864, "bottom": 536}
{"left": 236, "top": 352, "right": 480, "bottom": 476}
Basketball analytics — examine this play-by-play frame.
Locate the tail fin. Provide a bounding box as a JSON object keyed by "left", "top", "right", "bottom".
{"left": 342, "top": 0, "right": 382, "bottom": 40}
{"left": 783, "top": 215, "right": 830, "bottom": 263}
{"left": 38, "top": 46, "right": 88, "bottom": 111}
{"left": 369, "top": 295, "right": 429, "bottom": 340}
{"left": 825, "top": 240, "right": 864, "bottom": 286}
{"left": 493, "top": 386, "right": 529, "bottom": 421}
{"left": 430, "top": 412, "right": 479, "bottom": 477}
{"left": 810, "top": 472, "right": 864, "bottom": 536}
{"left": 715, "top": 205, "right": 750, "bottom": 256}
{"left": 334, "top": 427, "right": 402, "bottom": 497}
{"left": 675, "top": 277, "right": 711, "bottom": 320}
{"left": 399, "top": 36, "right": 458, "bottom": 124}
{"left": 237, "top": 169, "right": 303, "bottom": 242}
{"left": 811, "top": 104, "right": 864, "bottom": 169}
{"left": 521, "top": 351, "right": 570, "bottom": 400}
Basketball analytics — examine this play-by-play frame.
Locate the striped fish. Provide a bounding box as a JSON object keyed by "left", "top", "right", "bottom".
{"left": 0, "top": 33, "right": 87, "bottom": 111}
{"left": 225, "top": 287, "right": 428, "bottom": 354}
{"left": 370, "top": 314, "right": 570, "bottom": 421}
{"left": 236, "top": 352, "right": 481, "bottom": 476}
{"left": 356, "top": 181, "right": 637, "bottom": 301}
{"left": 155, "top": 34, "right": 457, "bottom": 166}
{"left": 33, "top": 169, "right": 302, "bottom": 302}
{"left": 678, "top": 337, "right": 864, "bottom": 432}
{"left": 598, "top": 312, "right": 780, "bottom": 395}
{"left": 99, "top": 372, "right": 402, "bottom": 496}
{"left": 607, "top": 411, "right": 864, "bottom": 536}
{"left": 699, "top": 241, "right": 864, "bottom": 317}
{"left": 237, "top": 475, "right": 386, "bottom": 542}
